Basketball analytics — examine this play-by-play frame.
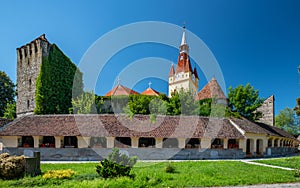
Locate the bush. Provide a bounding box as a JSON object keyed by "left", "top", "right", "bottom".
{"left": 0, "top": 153, "right": 25, "bottom": 180}
{"left": 294, "top": 169, "right": 300, "bottom": 178}
{"left": 164, "top": 163, "right": 176, "bottom": 173}
{"left": 96, "top": 148, "right": 137, "bottom": 179}
{"left": 42, "top": 169, "right": 76, "bottom": 179}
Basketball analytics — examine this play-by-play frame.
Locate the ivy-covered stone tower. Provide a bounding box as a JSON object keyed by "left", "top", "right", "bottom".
{"left": 16, "top": 34, "right": 83, "bottom": 117}
{"left": 16, "top": 34, "right": 51, "bottom": 117}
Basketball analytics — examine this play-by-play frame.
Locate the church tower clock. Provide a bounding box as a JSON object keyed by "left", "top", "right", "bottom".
{"left": 168, "top": 26, "right": 199, "bottom": 97}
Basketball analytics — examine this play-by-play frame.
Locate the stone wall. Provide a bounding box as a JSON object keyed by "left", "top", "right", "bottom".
{"left": 16, "top": 34, "right": 51, "bottom": 117}
{"left": 3, "top": 148, "right": 247, "bottom": 161}
{"left": 256, "top": 95, "right": 275, "bottom": 126}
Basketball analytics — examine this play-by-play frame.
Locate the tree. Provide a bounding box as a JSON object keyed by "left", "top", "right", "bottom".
{"left": 275, "top": 107, "right": 299, "bottom": 136}
{"left": 167, "top": 89, "right": 198, "bottom": 115}
{"left": 3, "top": 102, "right": 16, "bottom": 120}
{"left": 294, "top": 98, "right": 300, "bottom": 116}
{"left": 71, "top": 91, "right": 97, "bottom": 114}
{"left": 0, "top": 71, "right": 15, "bottom": 117}
{"left": 228, "top": 83, "right": 264, "bottom": 121}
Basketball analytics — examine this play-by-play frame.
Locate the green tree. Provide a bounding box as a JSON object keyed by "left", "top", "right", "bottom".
{"left": 294, "top": 98, "right": 300, "bottom": 116}
{"left": 71, "top": 91, "right": 97, "bottom": 114}
{"left": 228, "top": 83, "right": 264, "bottom": 121}
{"left": 3, "top": 102, "right": 16, "bottom": 120}
{"left": 167, "top": 89, "right": 198, "bottom": 115}
{"left": 35, "top": 44, "right": 83, "bottom": 114}
{"left": 149, "top": 95, "right": 168, "bottom": 115}
{"left": 128, "top": 95, "right": 154, "bottom": 114}
{"left": 0, "top": 71, "right": 15, "bottom": 117}
{"left": 275, "top": 107, "right": 299, "bottom": 136}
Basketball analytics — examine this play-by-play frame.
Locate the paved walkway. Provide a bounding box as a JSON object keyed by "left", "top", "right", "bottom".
{"left": 241, "top": 160, "right": 295, "bottom": 171}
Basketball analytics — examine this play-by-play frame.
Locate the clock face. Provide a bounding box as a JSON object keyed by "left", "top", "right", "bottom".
{"left": 175, "top": 73, "right": 182, "bottom": 81}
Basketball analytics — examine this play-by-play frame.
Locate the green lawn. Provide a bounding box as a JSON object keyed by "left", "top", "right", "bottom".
{"left": 254, "top": 156, "right": 300, "bottom": 169}
{"left": 1, "top": 160, "right": 300, "bottom": 187}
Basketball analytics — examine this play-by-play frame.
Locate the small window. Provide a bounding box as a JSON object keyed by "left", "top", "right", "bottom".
{"left": 19, "top": 49, "right": 23, "bottom": 60}
{"left": 24, "top": 48, "right": 27, "bottom": 57}
{"left": 34, "top": 43, "right": 38, "bottom": 53}
{"left": 27, "top": 100, "right": 30, "bottom": 109}
{"left": 29, "top": 79, "right": 31, "bottom": 87}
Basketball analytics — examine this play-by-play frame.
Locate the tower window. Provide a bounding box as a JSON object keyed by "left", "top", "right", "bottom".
{"left": 29, "top": 46, "right": 32, "bottom": 55}
{"left": 24, "top": 48, "right": 27, "bottom": 57}
{"left": 27, "top": 100, "right": 30, "bottom": 109}
{"left": 29, "top": 79, "right": 32, "bottom": 88}
{"left": 19, "top": 49, "right": 22, "bottom": 60}
{"left": 34, "top": 42, "right": 38, "bottom": 53}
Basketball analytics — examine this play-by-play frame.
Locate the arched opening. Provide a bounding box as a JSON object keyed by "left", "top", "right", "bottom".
{"left": 274, "top": 139, "right": 278, "bottom": 147}
{"left": 40, "top": 136, "right": 55, "bottom": 147}
{"left": 246, "top": 139, "right": 254, "bottom": 155}
{"left": 256, "top": 139, "right": 263, "bottom": 156}
{"left": 228, "top": 139, "right": 239, "bottom": 149}
{"left": 22, "top": 136, "right": 34, "bottom": 147}
{"left": 268, "top": 138, "right": 273, "bottom": 147}
{"left": 64, "top": 136, "right": 78, "bottom": 148}
{"left": 163, "top": 138, "right": 178, "bottom": 148}
{"left": 139, "top": 137, "right": 155, "bottom": 148}
{"left": 280, "top": 139, "right": 283, "bottom": 147}
{"left": 90, "top": 137, "right": 107, "bottom": 148}
{"left": 115, "top": 137, "right": 131, "bottom": 148}
{"left": 211, "top": 138, "right": 224, "bottom": 149}
{"left": 185, "top": 138, "right": 200, "bottom": 149}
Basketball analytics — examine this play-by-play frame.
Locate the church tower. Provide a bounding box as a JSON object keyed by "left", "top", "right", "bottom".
{"left": 168, "top": 27, "right": 199, "bottom": 97}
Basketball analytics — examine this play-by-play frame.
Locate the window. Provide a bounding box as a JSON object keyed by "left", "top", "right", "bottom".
{"left": 139, "top": 137, "right": 155, "bottom": 148}
{"left": 211, "top": 138, "right": 224, "bottom": 149}
{"left": 162, "top": 138, "right": 178, "bottom": 148}
{"left": 115, "top": 137, "right": 131, "bottom": 148}
{"left": 90, "top": 137, "right": 106, "bottom": 148}
{"left": 185, "top": 138, "right": 200, "bottom": 149}
{"left": 27, "top": 100, "right": 30, "bottom": 109}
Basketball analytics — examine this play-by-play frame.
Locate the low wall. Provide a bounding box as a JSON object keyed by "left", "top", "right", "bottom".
{"left": 2, "top": 147, "right": 297, "bottom": 161}
{"left": 3, "top": 148, "right": 246, "bottom": 160}
{"left": 266, "top": 147, "right": 298, "bottom": 157}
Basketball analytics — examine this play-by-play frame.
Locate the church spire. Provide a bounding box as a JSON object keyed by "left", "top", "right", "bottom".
{"left": 179, "top": 25, "right": 189, "bottom": 54}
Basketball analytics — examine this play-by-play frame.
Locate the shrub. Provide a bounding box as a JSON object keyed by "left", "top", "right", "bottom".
{"left": 294, "top": 169, "right": 300, "bottom": 178}
{"left": 164, "top": 162, "right": 176, "bottom": 173}
{"left": 42, "top": 169, "right": 76, "bottom": 179}
{"left": 96, "top": 148, "right": 137, "bottom": 179}
{"left": 0, "top": 153, "right": 25, "bottom": 180}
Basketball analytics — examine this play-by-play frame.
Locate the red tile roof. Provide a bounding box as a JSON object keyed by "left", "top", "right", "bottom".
{"left": 169, "top": 64, "right": 175, "bottom": 77}
{"left": 105, "top": 84, "right": 139, "bottom": 96}
{"left": 0, "top": 115, "right": 245, "bottom": 139}
{"left": 141, "top": 87, "right": 160, "bottom": 96}
{"left": 196, "top": 78, "right": 226, "bottom": 100}
{"left": 0, "top": 118, "right": 12, "bottom": 128}
{"left": 0, "top": 115, "right": 294, "bottom": 140}
{"left": 176, "top": 53, "right": 192, "bottom": 73}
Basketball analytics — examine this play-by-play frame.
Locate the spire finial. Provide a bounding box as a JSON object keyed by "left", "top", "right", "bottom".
{"left": 148, "top": 81, "right": 152, "bottom": 88}
{"left": 117, "top": 77, "right": 121, "bottom": 85}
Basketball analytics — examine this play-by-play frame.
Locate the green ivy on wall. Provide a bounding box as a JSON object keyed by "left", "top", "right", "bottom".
{"left": 35, "top": 44, "right": 83, "bottom": 114}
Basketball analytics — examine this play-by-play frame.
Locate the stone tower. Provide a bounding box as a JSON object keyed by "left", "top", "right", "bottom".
{"left": 16, "top": 34, "right": 51, "bottom": 117}
{"left": 168, "top": 27, "right": 199, "bottom": 97}
{"left": 256, "top": 95, "right": 275, "bottom": 126}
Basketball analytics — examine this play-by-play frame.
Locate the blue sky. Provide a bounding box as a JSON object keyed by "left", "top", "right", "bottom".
{"left": 0, "top": 0, "right": 299, "bottom": 115}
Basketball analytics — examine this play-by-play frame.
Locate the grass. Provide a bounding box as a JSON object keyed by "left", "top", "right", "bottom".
{"left": 253, "top": 156, "right": 300, "bottom": 169}
{"left": 0, "top": 160, "right": 300, "bottom": 187}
